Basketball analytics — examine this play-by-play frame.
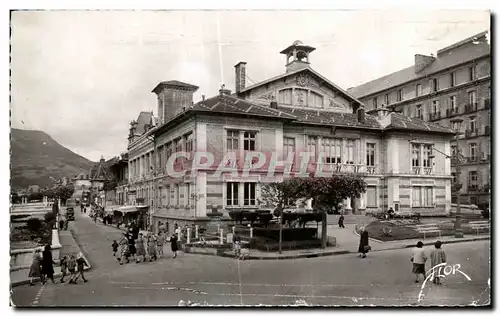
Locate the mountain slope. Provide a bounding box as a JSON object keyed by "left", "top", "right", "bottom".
{"left": 10, "top": 128, "right": 95, "bottom": 189}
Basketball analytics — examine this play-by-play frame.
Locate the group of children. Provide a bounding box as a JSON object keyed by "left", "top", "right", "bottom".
{"left": 58, "top": 252, "right": 89, "bottom": 284}
{"left": 112, "top": 231, "right": 171, "bottom": 264}
{"left": 411, "top": 240, "right": 447, "bottom": 284}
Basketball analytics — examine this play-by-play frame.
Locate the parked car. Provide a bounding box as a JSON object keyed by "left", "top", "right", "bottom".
{"left": 65, "top": 199, "right": 77, "bottom": 221}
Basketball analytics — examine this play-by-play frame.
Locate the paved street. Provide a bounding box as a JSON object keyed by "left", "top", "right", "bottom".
{"left": 11, "top": 211, "right": 490, "bottom": 307}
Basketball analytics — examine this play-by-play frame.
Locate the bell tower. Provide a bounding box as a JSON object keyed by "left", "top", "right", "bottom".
{"left": 280, "top": 40, "right": 316, "bottom": 73}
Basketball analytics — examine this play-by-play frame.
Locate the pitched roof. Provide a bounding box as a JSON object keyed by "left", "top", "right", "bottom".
{"left": 192, "top": 94, "right": 297, "bottom": 120}
{"left": 384, "top": 112, "right": 455, "bottom": 134}
{"left": 239, "top": 67, "right": 363, "bottom": 106}
{"left": 89, "top": 158, "right": 112, "bottom": 182}
{"left": 135, "top": 111, "right": 154, "bottom": 135}
{"left": 152, "top": 80, "right": 199, "bottom": 93}
{"left": 348, "top": 31, "right": 490, "bottom": 98}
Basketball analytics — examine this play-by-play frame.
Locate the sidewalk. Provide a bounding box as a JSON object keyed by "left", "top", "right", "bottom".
{"left": 10, "top": 230, "right": 92, "bottom": 287}
{"left": 191, "top": 223, "right": 489, "bottom": 260}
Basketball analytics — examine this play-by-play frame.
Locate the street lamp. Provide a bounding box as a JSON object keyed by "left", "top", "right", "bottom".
{"left": 429, "top": 128, "right": 464, "bottom": 238}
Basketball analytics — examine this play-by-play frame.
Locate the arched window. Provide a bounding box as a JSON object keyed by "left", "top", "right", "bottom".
{"left": 278, "top": 89, "right": 293, "bottom": 105}
{"left": 309, "top": 91, "right": 324, "bottom": 108}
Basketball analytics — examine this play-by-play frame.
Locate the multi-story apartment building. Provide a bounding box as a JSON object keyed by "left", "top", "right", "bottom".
{"left": 125, "top": 40, "right": 455, "bottom": 232}
{"left": 348, "top": 31, "right": 491, "bottom": 210}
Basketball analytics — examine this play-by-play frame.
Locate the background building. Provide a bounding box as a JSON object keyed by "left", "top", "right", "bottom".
{"left": 124, "top": 40, "right": 455, "bottom": 233}
{"left": 348, "top": 31, "right": 491, "bottom": 210}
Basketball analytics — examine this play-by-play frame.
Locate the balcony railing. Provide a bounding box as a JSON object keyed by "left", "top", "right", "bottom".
{"left": 468, "top": 184, "right": 479, "bottom": 191}
{"left": 464, "top": 102, "right": 478, "bottom": 113}
{"left": 423, "top": 167, "right": 433, "bottom": 175}
{"left": 465, "top": 128, "right": 479, "bottom": 138}
{"left": 467, "top": 156, "right": 479, "bottom": 163}
{"left": 484, "top": 98, "right": 491, "bottom": 109}
{"left": 429, "top": 112, "right": 441, "bottom": 121}
{"left": 412, "top": 166, "right": 421, "bottom": 174}
{"left": 446, "top": 107, "right": 460, "bottom": 117}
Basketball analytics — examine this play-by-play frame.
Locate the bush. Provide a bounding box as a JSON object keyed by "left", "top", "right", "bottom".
{"left": 27, "top": 218, "right": 43, "bottom": 232}
{"left": 253, "top": 227, "right": 318, "bottom": 242}
{"left": 44, "top": 211, "right": 57, "bottom": 223}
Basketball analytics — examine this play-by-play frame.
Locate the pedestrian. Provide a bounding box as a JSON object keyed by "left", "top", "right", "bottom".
{"left": 118, "top": 237, "right": 129, "bottom": 264}
{"left": 233, "top": 233, "right": 241, "bottom": 259}
{"left": 135, "top": 234, "right": 146, "bottom": 263}
{"left": 41, "top": 244, "right": 56, "bottom": 284}
{"left": 128, "top": 234, "right": 136, "bottom": 262}
{"left": 28, "top": 248, "right": 43, "bottom": 286}
{"left": 170, "top": 233, "right": 178, "bottom": 259}
{"left": 59, "top": 255, "right": 68, "bottom": 283}
{"left": 73, "top": 252, "right": 89, "bottom": 283}
{"left": 67, "top": 254, "right": 77, "bottom": 283}
{"left": 156, "top": 232, "right": 164, "bottom": 259}
{"left": 112, "top": 240, "right": 119, "bottom": 258}
{"left": 358, "top": 226, "right": 370, "bottom": 258}
{"left": 59, "top": 216, "right": 64, "bottom": 230}
{"left": 430, "top": 241, "right": 447, "bottom": 285}
{"left": 411, "top": 241, "right": 428, "bottom": 283}
{"left": 148, "top": 236, "right": 157, "bottom": 261}
{"left": 338, "top": 214, "right": 345, "bottom": 228}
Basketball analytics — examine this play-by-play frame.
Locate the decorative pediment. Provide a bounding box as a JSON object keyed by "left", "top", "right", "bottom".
{"left": 329, "top": 98, "right": 346, "bottom": 108}
{"left": 257, "top": 91, "right": 275, "bottom": 101}
{"left": 296, "top": 73, "right": 310, "bottom": 87}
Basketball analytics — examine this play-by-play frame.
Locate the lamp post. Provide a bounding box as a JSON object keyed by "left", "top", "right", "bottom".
{"left": 430, "top": 129, "right": 463, "bottom": 238}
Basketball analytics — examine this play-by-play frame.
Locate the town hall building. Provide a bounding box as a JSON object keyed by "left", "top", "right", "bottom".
{"left": 120, "top": 40, "right": 455, "bottom": 232}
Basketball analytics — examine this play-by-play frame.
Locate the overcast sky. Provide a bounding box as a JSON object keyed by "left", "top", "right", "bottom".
{"left": 10, "top": 10, "right": 490, "bottom": 162}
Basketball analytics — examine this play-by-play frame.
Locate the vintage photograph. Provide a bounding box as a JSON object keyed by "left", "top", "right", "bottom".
{"left": 9, "top": 9, "right": 491, "bottom": 307}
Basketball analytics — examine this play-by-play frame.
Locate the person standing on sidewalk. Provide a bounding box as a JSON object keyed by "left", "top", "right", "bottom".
{"left": 28, "top": 248, "right": 43, "bottom": 286}
{"left": 135, "top": 233, "right": 146, "bottom": 263}
{"left": 59, "top": 255, "right": 68, "bottom": 283}
{"left": 41, "top": 244, "right": 56, "bottom": 284}
{"left": 411, "top": 241, "right": 428, "bottom": 283}
{"left": 156, "top": 232, "right": 164, "bottom": 259}
{"left": 338, "top": 214, "right": 345, "bottom": 228}
{"left": 112, "top": 240, "right": 119, "bottom": 258}
{"left": 170, "top": 233, "right": 178, "bottom": 259}
{"left": 73, "top": 252, "right": 89, "bottom": 284}
{"left": 67, "top": 254, "right": 77, "bottom": 283}
{"left": 358, "top": 227, "right": 370, "bottom": 258}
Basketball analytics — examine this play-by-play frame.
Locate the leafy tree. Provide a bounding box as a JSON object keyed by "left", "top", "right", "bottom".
{"left": 55, "top": 184, "right": 75, "bottom": 203}
{"left": 42, "top": 189, "right": 56, "bottom": 199}
{"left": 44, "top": 211, "right": 57, "bottom": 224}
{"left": 260, "top": 178, "right": 306, "bottom": 216}
{"left": 298, "top": 175, "right": 367, "bottom": 248}
{"left": 11, "top": 190, "right": 20, "bottom": 204}
{"left": 27, "top": 218, "right": 43, "bottom": 232}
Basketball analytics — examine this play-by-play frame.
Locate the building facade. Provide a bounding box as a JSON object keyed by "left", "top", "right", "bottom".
{"left": 348, "top": 31, "right": 491, "bottom": 209}
{"left": 125, "top": 40, "right": 455, "bottom": 232}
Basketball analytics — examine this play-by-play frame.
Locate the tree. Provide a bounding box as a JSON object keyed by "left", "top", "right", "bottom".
{"left": 298, "top": 175, "right": 367, "bottom": 248}
{"left": 55, "top": 184, "right": 75, "bottom": 203}
{"left": 28, "top": 192, "right": 43, "bottom": 202}
{"left": 11, "top": 190, "right": 20, "bottom": 204}
{"left": 27, "top": 218, "right": 43, "bottom": 232}
{"left": 42, "top": 189, "right": 56, "bottom": 199}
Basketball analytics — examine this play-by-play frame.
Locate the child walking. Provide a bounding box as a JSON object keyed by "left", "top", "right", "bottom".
{"left": 67, "top": 254, "right": 77, "bottom": 284}
{"left": 112, "top": 240, "right": 119, "bottom": 258}
{"left": 59, "top": 255, "right": 68, "bottom": 283}
{"left": 74, "top": 252, "right": 89, "bottom": 284}
{"left": 430, "top": 241, "right": 447, "bottom": 285}
{"left": 411, "top": 241, "right": 428, "bottom": 283}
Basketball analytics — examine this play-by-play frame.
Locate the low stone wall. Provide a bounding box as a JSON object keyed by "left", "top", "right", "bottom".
{"left": 10, "top": 229, "right": 61, "bottom": 271}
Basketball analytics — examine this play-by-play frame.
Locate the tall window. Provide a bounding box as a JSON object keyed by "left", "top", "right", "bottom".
{"left": 366, "top": 186, "right": 377, "bottom": 207}
{"left": 321, "top": 138, "right": 342, "bottom": 164}
{"left": 283, "top": 137, "right": 295, "bottom": 158}
{"left": 412, "top": 186, "right": 433, "bottom": 207}
{"left": 468, "top": 91, "right": 477, "bottom": 105}
{"left": 244, "top": 183, "right": 256, "bottom": 206}
{"left": 226, "top": 183, "right": 238, "bottom": 206}
{"left": 431, "top": 78, "right": 439, "bottom": 92}
{"left": 278, "top": 89, "right": 293, "bottom": 105}
{"left": 385, "top": 94, "right": 390, "bottom": 105}
{"left": 244, "top": 131, "right": 256, "bottom": 151}
{"left": 450, "top": 72, "right": 456, "bottom": 87}
{"left": 469, "top": 143, "right": 478, "bottom": 159}
{"left": 346, "top": 139, "right": 355, "bottom": 164}
{"left": 176, "top": 184, "right": 180, "bottom": 206}
{"left": 185, "top": 133, "right": 194, "bottom": 152}
{"left": 227, "top": 130, "right": 239, "bottom": 151}
{"left": 423, "top": 144, "right": 432, "bottom": 168}
{"left": 157, "top": 145, "right": 164, "bottom": 170}
{"left": 416, "top": 84, "right": 422, "bottom": 97}
{"left": 469, "top": 66, "right": 476, "bottom": 81}
{"left": 432, "top": 100, "right": 439, "bottom": 114}
{"left": 416, "top": 104, "right": 422, "bottom": 118}
{"left": 469, "top": 171, "right": 478, "bottom": 188}
{"left": 451, "top": 145, "right": 457, "bottom": 157}
{"left": 308, "top": 136, "right": 317, "bottom": 159}
{"left": 451, "top": 120, "right": 461, "bottom": 131}
{"left": 469, "top": 116, "right": 477, "bottom": 132}
{"left": 412, "top": 144, "right": 421, "bottom": 167}
{"left": 166, "top": 143, "right": 172, "bottom": 160}
{"left": 373, "top": 98, "right": 378, "bottom": 109}
{"left": 397, "top": 89, "right": 403, "bottom": 102}
{"left": 309, "top": 91, "right": 324, "bottom": 108}
{"left": 186, "top": 184, "right": 191, "bottom": 206}
{"left": 450, "top": 95, "right": 457, "bottom": 111}
{"left": 366, "top": 143, "right": 376, "bottom": 166}
{"left": 174, "top": 138, "right": 182, "bottom": 152}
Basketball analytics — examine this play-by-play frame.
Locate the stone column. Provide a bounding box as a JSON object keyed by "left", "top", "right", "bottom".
{"left": 195, "top": 225, "right": 199, "bottom": 239}
{"left": 359, "top": 193, "right": 366, "bottom": 210}
{"left": 219, "top": 229, "right": 224, "bottom": 245}
{"left": 250, "top": 227, "right": 253, "bottom": 238}
{"left": 186, "top": 227, "right": 191, "bottom": 244}
{"left": 306, "top": 198, "right": 313, "bottom": 210}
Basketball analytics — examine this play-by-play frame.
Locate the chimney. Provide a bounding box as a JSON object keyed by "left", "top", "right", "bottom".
{"left": 270, "top": 101, "right": 278, "bottom": 109}
{"left": 234, "top": 62, "right": 247, "bottom": 94}
{"left": 219, "top": 84, "right": 231, "bottom": 96}
{"left": 357, "top": 107, "right": 365, "bottom": 123}
{"left": 414, "top": 54, "right": 436, "bottom": 73}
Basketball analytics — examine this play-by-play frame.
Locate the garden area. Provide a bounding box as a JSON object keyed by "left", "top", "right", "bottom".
{"left": 10, "top": 211, "right": 57, "bottom": 250}
{"left": 362, "top": 217, "right": 489, "bottom": 242}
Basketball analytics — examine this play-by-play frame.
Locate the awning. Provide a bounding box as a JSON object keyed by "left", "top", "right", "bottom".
{"left": 105, "top": 205, "right": 121, "bottom": 213}
{"left": 116, "top": 206, "right": 140, "bottom": 214}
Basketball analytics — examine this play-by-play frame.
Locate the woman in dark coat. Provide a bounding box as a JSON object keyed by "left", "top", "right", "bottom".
{"left": 41, "top": 244, "right": 56, "bottom": 284}
{"left": 170, "top": 234, "right": 178, "bottom": 259}
{"left": 358, "top": 226, "right": 370, "bottom": 258}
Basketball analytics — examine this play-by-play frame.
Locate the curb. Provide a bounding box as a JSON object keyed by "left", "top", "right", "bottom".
{"left": 220, "top": 250, "right": 351, "bottom": 260}
{"left": 11, "top": 232, "right": 92, "bottom": 288}
{"left": 403, "top": 236, "right": 490, "bottom": 248}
